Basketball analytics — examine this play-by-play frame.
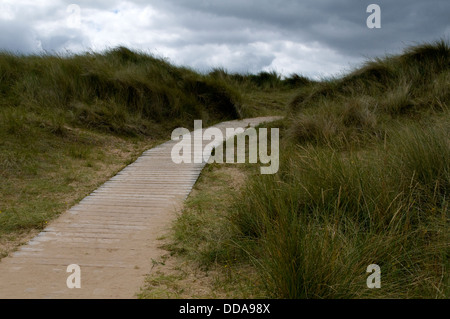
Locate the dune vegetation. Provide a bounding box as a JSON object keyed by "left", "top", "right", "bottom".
{"left": 0, "top": 46, "right": 296, "bottom": 255}
{"left": 0, "top": 47, "right": 236, "bottom": 246}
{"left": 1, "top": 40, "right": 448, "bottom": 299}
{"left": 163, "top": 40, "right": 449, "bottom": 299}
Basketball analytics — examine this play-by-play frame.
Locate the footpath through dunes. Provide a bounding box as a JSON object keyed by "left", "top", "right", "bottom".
{"left": 0, "top": 116, "right": 281, "bottom": 299}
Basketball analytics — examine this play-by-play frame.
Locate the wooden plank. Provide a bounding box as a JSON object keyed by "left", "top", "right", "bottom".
{"left": 0, "top": 116, "right": 281, "bottom": 299}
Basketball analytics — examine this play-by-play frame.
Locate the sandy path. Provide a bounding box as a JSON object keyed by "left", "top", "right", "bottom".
{"left": 0, "top": 116, "right": 280, "bottom": 299}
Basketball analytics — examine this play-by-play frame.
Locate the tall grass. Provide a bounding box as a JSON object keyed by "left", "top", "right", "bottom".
{"left": 206, "top": 68, "right": 311, "bottom": 117}
{"left": 227, "top": 40, "right": 449, "bottom": 298}
{"left": 232, "top": 123, "right": 448, "bottom": 298}
{"left": 0, "top": 47, "right": 243, "bottom": 138}
{"left": 209, "top": 68, "right": 313, "bottom": 91}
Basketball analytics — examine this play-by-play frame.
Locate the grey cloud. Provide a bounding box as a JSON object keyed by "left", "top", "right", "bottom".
{"left": 0, "top": 0, "right": 448, "bottom": 77}
{"left": 171, "top": 44, "right": 276, "bottom": 74}
{"left": 38, "top": 29, "right": 91, "bottom": 53}
{"left": 155, "top": 0, "right": 450, "bottom": 57}
{"left": 0, "top": 19, "right": 40, "bottom": 53}
{"left": 59, "top": 0, "right": 122, "bottom": 10}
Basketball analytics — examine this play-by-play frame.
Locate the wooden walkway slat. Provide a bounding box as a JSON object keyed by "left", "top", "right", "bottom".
{"left": 0, "top": 116, "right": 280, "bottom": 298}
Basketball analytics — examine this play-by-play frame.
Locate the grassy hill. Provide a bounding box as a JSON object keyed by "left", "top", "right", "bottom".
{"left": 0, "top": 46, "right": 297, "bottom": 256}
{"left": 161, "top": 40, "right": 449, "bottom": 299}
{"left": 233, "top": 40, "right": 449, "bottom": 298}
{"left": 0, "top": 48, "right": 235, "bottom": 249}
{"left": 0, "top": 46, "right": 244, "bottom": 137}
{"left": 1, "top": 40, "right": 448, "bottom": 299}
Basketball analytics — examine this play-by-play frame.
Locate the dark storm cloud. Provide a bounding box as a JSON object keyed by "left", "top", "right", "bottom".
{"left": 0, "top": 0, "right": 448, "bottom": 77}
{"left": 158, "top": 0, "right": 449, "bottom": 57}
{"left": 308, "top": 0, "right": 450, "bottom": 57}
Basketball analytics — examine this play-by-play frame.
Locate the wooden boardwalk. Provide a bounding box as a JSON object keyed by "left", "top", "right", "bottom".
{"left": 0, "top": 117, "right": 279, "bottom": 298}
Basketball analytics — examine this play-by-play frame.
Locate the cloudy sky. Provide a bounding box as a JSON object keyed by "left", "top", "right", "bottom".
{"left": 0, "top": 0, "right": 449, "bottom": 78}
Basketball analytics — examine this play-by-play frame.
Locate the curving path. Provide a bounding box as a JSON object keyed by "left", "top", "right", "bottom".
{"left": 0, "top": 116, "right": 280, "bottom": 299}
